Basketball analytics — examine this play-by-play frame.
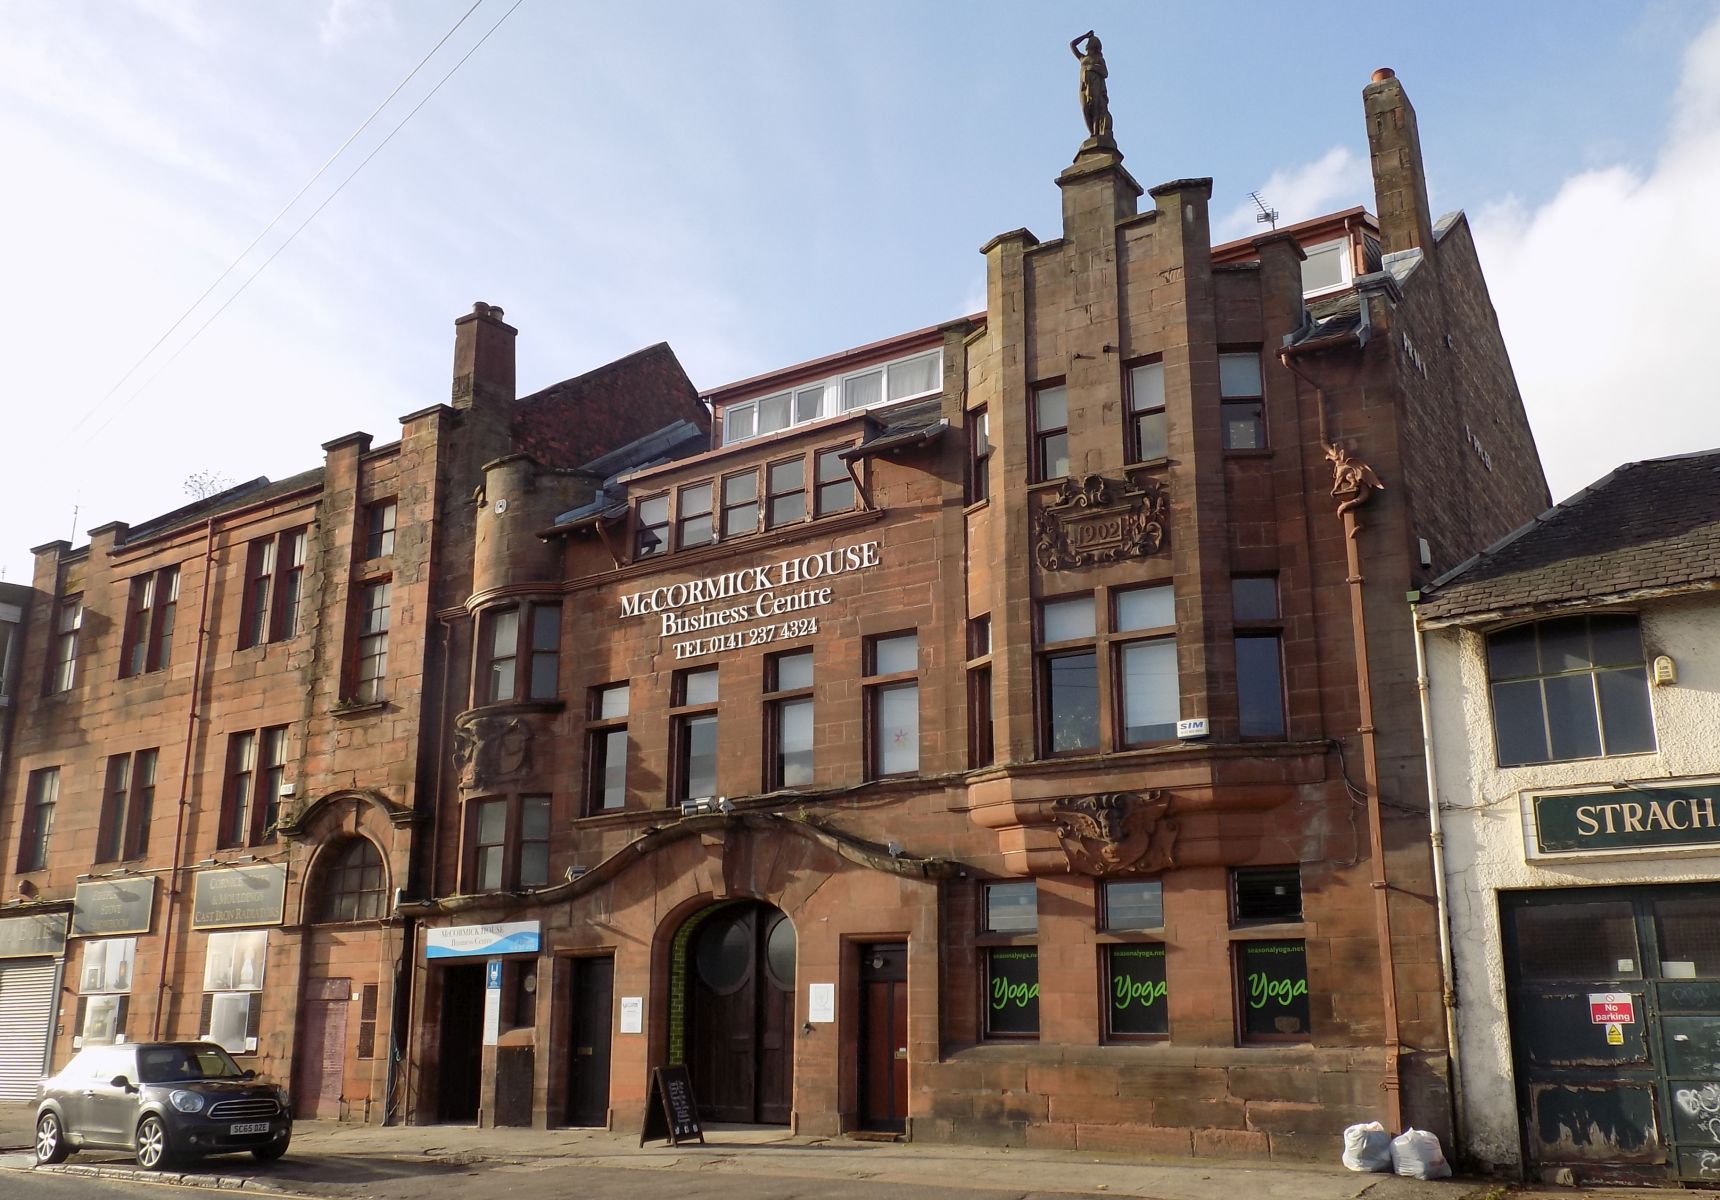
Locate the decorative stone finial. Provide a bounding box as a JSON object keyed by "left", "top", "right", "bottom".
{"left": 1070, "top": 31, "right": 1116, "bottom": 153}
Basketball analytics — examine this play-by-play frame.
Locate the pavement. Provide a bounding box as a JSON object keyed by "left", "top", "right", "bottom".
{"left": 0, "top": 1101, "right": 1544, "bottom": 1200}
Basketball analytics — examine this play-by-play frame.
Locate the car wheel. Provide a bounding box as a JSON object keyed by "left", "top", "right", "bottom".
{"left": 252, "top": 1136, "right": 290, "bottom": 1162}
{"left": 35, "top": 1111, "right": 71, "bottom": 1165}
{"left": 135, "top": 1115, "right": 173, "bottom": 1171}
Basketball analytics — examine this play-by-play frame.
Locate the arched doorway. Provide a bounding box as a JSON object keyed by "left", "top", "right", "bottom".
{"left": 676, "top": 900, "right": 795, "bottom": 1124}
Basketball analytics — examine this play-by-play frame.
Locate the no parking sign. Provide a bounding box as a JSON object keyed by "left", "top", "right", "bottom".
{"left": 1589, "top": 992, "right": 1636, "bottom": 1024}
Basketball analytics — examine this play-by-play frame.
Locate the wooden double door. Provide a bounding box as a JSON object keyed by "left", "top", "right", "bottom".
{"left": 686, "top": 902, "right": 795, "bottom": 1124}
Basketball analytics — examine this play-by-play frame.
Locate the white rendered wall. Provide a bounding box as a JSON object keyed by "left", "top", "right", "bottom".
{"left": 1426, "top": 593, "right": 1720, "bottom": 1170}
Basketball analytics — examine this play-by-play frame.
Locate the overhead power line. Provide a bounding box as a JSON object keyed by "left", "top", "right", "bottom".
{"left": 74, "top": 0, "right": 525, "bottom": 444}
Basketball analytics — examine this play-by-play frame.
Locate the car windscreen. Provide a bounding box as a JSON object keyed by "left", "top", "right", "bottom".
{"left": 136, "top": 1045, "right": 245, "bottom": 1083}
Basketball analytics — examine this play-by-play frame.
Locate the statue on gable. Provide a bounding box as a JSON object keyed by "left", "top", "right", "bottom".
{"left": 1070, "top": 31, "right": 1114, "bottom": 146}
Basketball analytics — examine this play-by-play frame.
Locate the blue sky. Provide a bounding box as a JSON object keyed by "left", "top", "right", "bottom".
{"left": 3, "top": 0, "right": 1718, "bottom": 582}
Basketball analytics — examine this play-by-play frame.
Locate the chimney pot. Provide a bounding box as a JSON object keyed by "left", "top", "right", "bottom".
{"left": 1371, "top": 67, "right": 1396, "bottom": 82}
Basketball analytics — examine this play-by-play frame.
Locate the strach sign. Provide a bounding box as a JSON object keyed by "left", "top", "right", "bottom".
{"left": 1531, "top": 783, "right": 1720, "bottom": 856}
{"left": 618, "top": 539, "right": 882, "bottom": 660}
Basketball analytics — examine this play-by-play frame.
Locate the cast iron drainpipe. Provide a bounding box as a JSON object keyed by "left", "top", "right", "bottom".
{"left": 1279, "top": 347, "right": 1405, "bottom": 1133}
{"left": 151, "top": 517, "right": 218, "bottom": 1038}
{"left": 1412, "top": 599, "right": 1465, "bottom": 1150}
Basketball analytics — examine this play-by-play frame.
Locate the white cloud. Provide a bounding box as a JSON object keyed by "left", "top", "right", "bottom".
{"left": 1216, "top": 146, "right": 1371, "bottom": 241}
{"left": 319, "top": 0, "right": 393, "bottom": 47}
{"left": 1471, "top": 10, "right": 1720, "bottom": 502}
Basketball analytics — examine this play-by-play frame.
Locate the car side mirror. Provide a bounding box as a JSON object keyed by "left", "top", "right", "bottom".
{"left": 241, "top": 1069, "right": 256, "bottom": 1081}
{"left": 110, "top": 1075, "right": 136, "bottom": 1093}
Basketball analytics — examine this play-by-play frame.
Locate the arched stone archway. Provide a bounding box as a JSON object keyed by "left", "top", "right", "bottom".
{"left": 670, "top": 899, "right": 796, "bottom": 1124}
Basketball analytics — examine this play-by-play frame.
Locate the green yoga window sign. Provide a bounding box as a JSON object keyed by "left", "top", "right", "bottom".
{"left": 1107, "top": 944, "right": 1168, "bottom": 1037}
{"left": 985, "top": 947, "right": 1039, "bottom": 1036}
{"left": 1237, "top": 940, "right": 1310, "bottom": 1041}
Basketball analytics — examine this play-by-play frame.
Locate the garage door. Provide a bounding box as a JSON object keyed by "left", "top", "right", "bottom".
{"left": 1503, "top": 885, "right": 1720, "bottom": 1184}
{"left": 0, "top": 958, "right": 59, "bottom": 1100}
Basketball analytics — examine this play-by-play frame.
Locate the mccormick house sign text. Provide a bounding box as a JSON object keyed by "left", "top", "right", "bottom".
{"left": 619, "top": 540, "right": 883, "bottom": 660}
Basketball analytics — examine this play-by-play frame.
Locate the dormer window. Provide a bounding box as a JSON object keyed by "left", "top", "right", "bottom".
{"left": 721, "top": 347, "right": 943, "bottom": 446}
{"left": 1300, "top": 238, "right": 1352, "bottom": 297}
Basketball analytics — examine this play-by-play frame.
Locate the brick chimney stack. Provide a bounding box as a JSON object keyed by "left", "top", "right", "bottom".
{"left": 1363, "top": 68, "right": 1437, "bottom": 260}
{"left": 450, "top": 301, "right": 517, "bottom": 410}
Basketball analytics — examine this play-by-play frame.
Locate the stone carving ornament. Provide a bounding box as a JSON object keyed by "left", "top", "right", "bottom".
{"left": 1032, "top": 473, "right": 1169, "bottom": 570}
{"left": 452, "top": 713, "right": 533, "bottom": 791}
{"left": 1051, "top": 791, "right": 1177, "bottom": 876}
{"left": 1325, "top": 441, "right": 1385, "bottom": 526}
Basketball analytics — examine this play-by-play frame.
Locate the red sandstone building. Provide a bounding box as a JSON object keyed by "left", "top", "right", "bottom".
{"left": 3, "top": 67, "right": 1550, "bottom": 1158}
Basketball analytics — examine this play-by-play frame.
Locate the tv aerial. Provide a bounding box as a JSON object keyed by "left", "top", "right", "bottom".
{"left": 1250, "top": 191, "right": 1278, "bottom": 229}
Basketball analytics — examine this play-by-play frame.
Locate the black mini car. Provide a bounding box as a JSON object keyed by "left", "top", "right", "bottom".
{"left": 34, "top": 1041, "right": 291, "bottom": 1170}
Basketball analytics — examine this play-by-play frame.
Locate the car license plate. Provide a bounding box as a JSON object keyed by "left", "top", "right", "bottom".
{"left": 230, "top": 1122, "right": 270, "bottom": 1135}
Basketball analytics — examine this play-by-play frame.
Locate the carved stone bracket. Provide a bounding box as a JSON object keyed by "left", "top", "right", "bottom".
{"left": 452, "top": 711, "right": 534, "bottom": 792}
{"left": 1050, "top": 790, "right": 1177, "bottom": 876}
{"left": 1032, "top": 473, "right": 1169, "bottom": 571}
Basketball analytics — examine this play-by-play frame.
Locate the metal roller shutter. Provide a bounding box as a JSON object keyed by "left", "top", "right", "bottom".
{"left": 0, "top": 959, "right": 58, "bottom": 1101}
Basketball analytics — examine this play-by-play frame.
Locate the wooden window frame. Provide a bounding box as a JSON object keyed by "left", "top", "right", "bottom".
{"left": 97, "top": 751, "right": 158, "bottom": 864}
{"left": 364, "top": 499, "right": 397, "bottom": 560}
{"left": 240, "top": 536, "right": 276, "bottom": 650}
{"left": 96, "top": 754, "right": 132, "bottom": 864}
{"left": 813, "top": 447, "right": 855, "bottom": 517}
{"left": 764, "top": 649, "right": 815, "bottom": 791}
{"left": 462, "top": 793, "right": 552, "bottom": 894}
{"left": 1233, "top": 938, "right": 1311, "bottom": 1044}
{"left": 120, "top": 565, "right": 179, "bottom": 678}
{"left": 273, "top": 529, "right": 307, "bottom": 642}
{"left": 966, "top": 407, "right": 992, "bottom": 504}
{"left": 1035, "top": 593, "right": 1100, "bottom": 758}
{"left": 240, "top": 528, "right": 308, "bottom": 650}
{"left": 17, "top": 767, "right": 59, "bottom": 872}
{"left": 585, "top": 684, "right": 630, "bottom": 814}
{"left": 633, "top": 492, "right": 670, "bottom": 560}
{"left": 313, "top": 836, "right": 388, "bottom": 923}
{"left": 1219, "top": 349, "right": 1267, "bottom": 451}
{"left": 765, "top": 457, "right": 807, "bottom": 529}
{"left": 967, "top": 615, "right": 994, "bottom": 769}
{"left": 122, "top": 748, "right": 158, "bottom": 861}
{"left": 720, "top": 470, "right": 761, "bottom": 539}
{"left": 217, "top": 727, "right": 286, "bottom": 849}
{"left": 1228, "top": 865, "right": 1310, "bottom": 1044}
{"left": 48, "top": 595, "right": 82, "bottom": 694}
{"left": 676, "top": 481, "right": 715, "bottom": 551}
{"left": 669, "top": 667, "right": 720, "bottom": 803}
{"left": 1233, "top": 575, "right": 1285, "bottom": 739}
{"left": 863, "top": 632, "right": 919, "bottom": 780}
{"left": 977, "top": 882, "right": 1039, "bottom": 1041}
{"left": 1231, "top": 864, "right": 1304, "bottom": 926}
{"left": 1031, "top": 381, "right": 1069, "bottom": 483}
{"left": 1126, "top": 357, "right": 1168, "bottom": 465}
{"left": 350, "top": 578, "right": 391, "bottom": 704}
{"left": 1112, "top": 584, "right": 1179, "bottom": 749}
{"left": 475, "top": 601, "right": 561, "bottom": 706}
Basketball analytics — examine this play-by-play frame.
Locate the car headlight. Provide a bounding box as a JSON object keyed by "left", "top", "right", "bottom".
{"left": 169, "top": 1090, "right": 206, "bottom": 1113}
{"left": 274, "top": 1086, "right": 291, "bottom": 1108}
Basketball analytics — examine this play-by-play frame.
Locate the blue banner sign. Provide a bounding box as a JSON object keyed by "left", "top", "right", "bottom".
{"left": 424, "top": 920, "right": 541, "bottom": 959}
